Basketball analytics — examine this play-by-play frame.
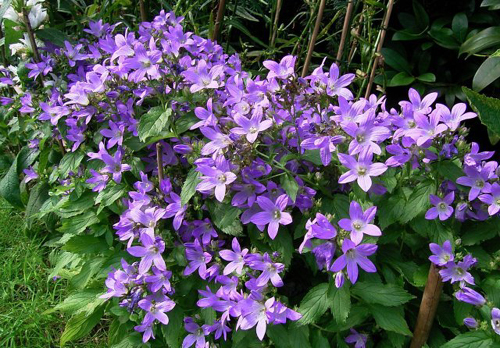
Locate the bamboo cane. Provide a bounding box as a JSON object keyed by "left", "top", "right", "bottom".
{"left": 139, "top": 0, "right": 147, "bottom": 22}
{"left": 364, "top": 0, "right": 394, "bottom": 98}
{"left": 22, "top": 8, "right": 40, "bottom": 63}
{"left": 212, "top": 0, "right": 227, "bottom": 42}
{"left": 270, "top": 0, "right": 283, "bottom": 48}
{"left": 410, "top": 263, "right": 444, "bottom": 348}
{"left": 301, "top": 0, "right": 326, "bottom": 78}
{"left": 336, "top": 0, "right": 355, "bottom": 64}
{"left": 156, "top": 142, "right": 164, "bottom": 182}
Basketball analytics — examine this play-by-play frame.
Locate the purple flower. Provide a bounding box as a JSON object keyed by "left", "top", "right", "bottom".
{"left": 184, "top": 239, "right": 212, "bottom": 279}
{"left": 338, "top": 148, "right": 387, "bottom": 192}
{"left": 439, "top": 255, "right": 476, "bottom": 286}
{"left": 231, "top": 111, "right": 273, "bottom": 143}
{"left": 437, "top": 103, "right": 476, "bottom": 131}
{"left": 100, "top": 147, "right": 131, "bottom": 184}
{"left": 196, "top": 156, "right": 237, "bottom": 202}
{"left": 237, "top": 295, "right": 275, "bottom": 340}
{"left": 338, "top": 201, "right": 381, "bottom": 245}
{"left": 428, "top": 240, "right": 454, "bottom": 266}
{"left": 231, "top": 179, "right": 266, "bottom": 208}
{"left": 457, "top": 165, "right": 493, "bottom": 201}
{"left": 38, "top": 102, "right": 71, "bottom": 125}
{"left": 330, "top": 239, "right": 377, "bottom": 284}
{"left": 23, "top": 167, "right": 38, "bottom": 183}
{"left": 182, "top": 318, "right": 209, "bottom": 348}
{"left": 200, "top": 126, "right": 233, "bottom": 156}
{"left": 399, "top": 88, "right": 437, "bottom": 115}
{"left": 127, "top": 234, "right": 166, "bottom": 274}
{"left": 207, "top": 320, "right": 231, "bottom": 340}
{"left": 192, "top": 219, "right": 218, "bottom": 245}
{"left": 138, "top": 293, "right": 176, "bottom": 326}
{"left": 491, "top": 308, "right": 500, "bottom": 335}
{"left": 301, "top": 135, "right": 345, "bottom": 166}
{"left": 478, "top": 182, "right": 500, "bottom": 216}
{"left": 145, "top": 267, "right": 172, "bottom": 293}
{"left": 405, "top": 110, "right": 447, "bottom": 146}
{"left": 324, "top": 63, "right": 355, "bottom": 99}
{"left": 182, "top": 60, "right": 223, "bottom": 93}
{"left": 219, "top": 237, "right": 248, "bottom": 275}
{"left": 425, "top": 192, "right": 455, "bottom": 221}
{"left": 192, "top": 98, "right": 216, "bottom": 130}
{"left": 345, "top": 328, "right": 367, "bottom": 348}
{"left": 299, "top": 213, "right": 337, "bottom": 253}
{"left": 342, "top": 113, "right": 390, "bottom": 155}
{"left": 263, "top": 55, "right": 296, "bottom": 80}
{"left": 249, "top": 194, "right": 292, "bottom": 239}
{"left": 455, "top": 287, "right": 486, "bottom": 306}
{"left": 100, "top": 121, "right": 125, "bottom": 149}
{"left": 464, "top": 142, "right": 494, "bottom": 167}
{"left": 86, "top": 169, "right": 109, "bottom": 192}
{"left": 251, "top": 253, "right": 285, "bottom": 287}
{"left": 463, "top": 317, "right": 478, "bottom": 329}
{"left": 164, "top": 192, "right": 187, "bottom": 230}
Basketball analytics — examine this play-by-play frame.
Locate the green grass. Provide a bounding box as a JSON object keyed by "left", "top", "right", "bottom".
{"left": 0, "top": 199, "right": 107, "bottom": 348}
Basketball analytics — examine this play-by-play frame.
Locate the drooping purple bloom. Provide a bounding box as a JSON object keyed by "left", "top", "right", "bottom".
{"left": 330, "top": 239, "right": 377, "bottom": 284}
{"left": 249, "top": 194, "right": 292, "bottom": 239}
{"left": 425, "top": 192, "right": 455, "bottom": 221}
{"left": 455, "top": 287, "right": 486, "bottom": 306}
{"left": 478, "top": 182, "right": 500, "bottom": 216}
{"left": 127, "top": 234, "right": 166, "bottom": 274}
{"left": 345, "top": 328, "right": 367, "bottom": 348}
{"left": 338, "top": 148, "right": 387, "bottom": 192}
{"left": 491, "top": 308, "right": 500, "bottom": 335}
{"left": 86, "top": 169, "right": 109, "bottom": 192}
{"left": 219, "top": 237, "right": 248, "bottom": 275}
{"left": 231, "top": 110, "right": 273, "bottom": 143}
{"left": 338, "top": 201, "right": 381, "bottom": 245}
{"left": 457, "top": 165, "right": 493, "bottom": 201}
{"left": 428, "top": 240, "right": 454, "bottom": 266}
{"left": 463, "top": 317, "right": 478, "bottom": 329}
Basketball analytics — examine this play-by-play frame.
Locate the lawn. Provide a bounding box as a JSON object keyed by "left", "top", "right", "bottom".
{"left": 0, "top": 199, "right": 106, "bottom": 348}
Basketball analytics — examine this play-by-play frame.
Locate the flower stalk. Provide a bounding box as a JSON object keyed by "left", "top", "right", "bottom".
{"left": 22, "top": 7, "right": 40, "bottom": 63}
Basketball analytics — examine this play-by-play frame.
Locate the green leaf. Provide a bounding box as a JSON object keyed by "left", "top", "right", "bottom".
{"left": 110, "top": 335, "right": 145, "bottom": 348}
{"left": 416, "top": 73, "right": 436, "bottom": 83}
{"left": 280, "top": 173, "right": 299, "bottom": 202}
{"left": 473, "top": 57, "right": 500, "bottom": 92}
{"left": 327, "top": 304, "right": 369, "bottom": 332}
{"left": 463, "top": 87, "right": 500, "bottom": 137}
{"left": 161, "top": 305, "right": 184, "bottom": 348}
{"left": 267, "top": 325, "right": 290, "bottom": 348}
{"left": 453, "top": 301, "right": 472, "bottom": 325}
{"left": 298, "top": 283, "right": 330, "bottom": 325}
{"left": 410, "top": 216, "right": 453, "bottom": 244}
{"left": 441, "top": 331, "right": 495, "bottom": 348}
{"left": 180, "top": 168, "right": 200, "bottom": 206}
{"left": 436, "top": 160, "right": 464, "bottom": 182}
{"left": 48, "top": 289, "right": 102, "bottom": 314}
{"left": 399, "top": 180, "right": 436, "bottom": 223}
{"left": 0, "top": 156, "right": 22, "bottom": 208}
{"left": 461, "top": 217, "right": 500, "bottom": 245}
{"left": 0, "top": 0, "right": 12, "bottom": 21}
{"left": 95, "top": 184, "right": 127, "bottom": 214}
{"left": 460, "top": 27, "right": 500, "bottom": 56}
{"left": 288, "top": 324, "right": 312, "bottom": 348}
{"left": 36, "top": 28, "right": 71, "bottom": 47}
{"left": 452, "top": 13, "right": 468, "bottom": 42}
{"left": 138, "top": 107, "right": 172, "bottom": 142}
{"left": 59, "top": 151, "right": 85, "bottom": 178}
{"left": 301, "top": 150, "right": 323, "bottom": 166}
{"left": 412, "top": 0, "right": 429, "bottom": 30}
{"left": 351, "top": 282, "right": 415, "bottom": 307}
{"left": 205, "top": 201, "right": 243, "bottom": 236}
{"left": 377, "top": 194, "right": 406, "bottom": 229}
{"left": 321, "top": 194, "right": 350, "bottom": 219}
{"left": 389, "top": 72, "right": 415, "bottom": 87}
{"left": 382, "top": 48, "right": 412, "bottom": 74}
{"left": 369, "top": 304, "right": 413, "bottom": 336}
{"left": 63, "top": 235, "right": 109, "bottom": 254}
{"left": 175, "top": 113, "right": 199, "bottom": 134}
{"left": 58, "top": 210, "right": 100, "bottom": 235}
{"left": 482, "top": 0, "right": 500, "bottom": 7}
{"left": 25, "top": 182, "right": 50, "bottom": 229}
{"left": 328, "top": 283, "right": 351, "bottom": 323}
{"left": 70, "top": 257, "right": 105, "bottom": 289}
{"left": 60, "top": 305, "right": 104, "bottom": 346}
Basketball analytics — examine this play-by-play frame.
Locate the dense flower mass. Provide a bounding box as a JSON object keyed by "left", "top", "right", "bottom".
{"left": 3, "top": 7, "right": 500, "bottom": 348}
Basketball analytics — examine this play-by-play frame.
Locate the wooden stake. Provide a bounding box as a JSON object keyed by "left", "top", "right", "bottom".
{"left": 336, "top": 0, "right": 355, "bottom": 63}
{"left": 139, "top": 0, "right": 147, "bottom": 22}
{"left": 156, "top": 142, "right": 164, "bottom": 182}
{"left": 364, "top": 0, "right": 394, "bottom": 98}
{"left": 212, "top": 0, "right": 227, "bottom": 42}
{"left": 22, "top": 8, "right": 40, "bottom": 63}
{"left": 410, "top": 263, "right": 444, "bottom": 348}
{"left": 301, "top": 0, "right": 326, "bottom": 78}
{"left": 270, "top": 0, "right": 283, "bottom": 48}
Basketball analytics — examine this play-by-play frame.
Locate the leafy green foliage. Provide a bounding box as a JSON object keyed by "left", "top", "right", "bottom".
{"left": 138, "top": 107, "right": 172, "bottom": 142}
{"left": 298, "top": 283, "right": 330, "bottom": 325}
{"left": 463, "top": 87, "right": 500, "bottom": 139}
{"left": 351, "top": 281, "right": 415, "bottom": 307}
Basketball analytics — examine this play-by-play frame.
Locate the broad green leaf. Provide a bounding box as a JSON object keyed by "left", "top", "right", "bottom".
{"left": 410, "top": 216, "right": 453, "bottom": 244}
{"left": 17, "top": 147, "right": 39, "bottom": 174}
{"left": 452, "top": 13, "right": 468, "bottom": 42}
{"left": 460, "top": 26, "right": 500, "bottom": 56}
{"left": 288, "top": 324, "right": 312, "bottom": 348}
{"left": 416, "top": 72, "right": 436, "bottom": 83}
{"left": 36, "top": 28, "right": 71, "bottom": 47}
{"left": 351, "top": 281, "right": 415, "bottom": 306}
{"left": 60, "top": 305, "right": 105, "bottom": 346}
{"left": 483, "top": 275, "right": 500, "bottom": 306}
{"left": 280, "top": 173, "right": 299, "bottom": 202}
{"left": 59, "top": 151, "right": 85, "bottom": 178}
{"left": 369, "top": 304, "right": 413, "bottom": 336}
{"left": 267, "top": 325, "right": 290, "bottom": 348}
{"left": 473, "top": 57, "right": 500, "bottom": 92}
{"left": 70, "top": 257, "right": 106, "bottom": 289}
{"left": 63, "top": 235, "right": 109, "bottom": 254}
{"left": 441, "top": 331, "right": 495, "bottom": 348}
{"left": 110, "top": 335, "right": 145, "bottom": 348}
{"left": 138, "top": 107, "right": 172, "bottom": 142}
{"left": 58, "top": 210, "right": 100, "bottom": 234}
{"left": 328, "top": 283, "right": 350, "bottom": 323}
{"left": 327, "top": 304, "right": 369, "bottom": 331}
{"left": 0, "top": 156, "right": 22, "bottom": 208}
{"left": 180, "top": 168, "right": 200, "bottom": 206}
{"left": 381, "top": 48, "right": 412, "bottom": 74}
{"left": 429, "top": 27, "right": 460, "bottom": 50}
{"left": 482, "top": 0, "right": 500, "bottom": 7}
{"left": 205, "top": 201, "right": 243, "bottom": 236}
{"left": 310, "top": 330, "right": 330, "bottom": 348}
{"left": 412, "top": 0, "right": 429, "bottom": 30}
{"left": 301, "top": 150, "right": 322, "bottom": 166}
{"left": 436, "top": 160, "right": 464, "bottom": 182}
{"left": 161, "top": 305, "right": 184, "bottom": 348}
{"left": 461, "top": 218, "right": 500, "bottom": 245}
{"left": 175, "top": 113, "right": 199, "bottom": 134}
{"left": 399, "top": 180, "right": 436, "bottom": 223}
{"left": 298, "top": 283, "right": 330, "bottom": 325}
{"left": 453, "top": 301, "right": 472, "bottom": 325}
{"left": 321, "top": 194, "right": 350, "bottom": 219}
{"left": 377, "top": 194, "right": 406, "bottom": 229}
{"left": 25, "top": 182, "right": 50, "bottom": 229}
{"left": 95, "top": 184, "right": 127, "bottom": 214}
{"left": 388, "top": 72, "right": 415, "bottom": 87}
{"left": 463, "top": 87, "right": 500, "bottom": 137}
{"left": 48, "top": 289, "right": 102, "bottom": 314}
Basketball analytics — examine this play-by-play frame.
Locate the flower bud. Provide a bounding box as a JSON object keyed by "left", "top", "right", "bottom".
{"left": 463, "top": 317, "right": 478, "bottom": 329}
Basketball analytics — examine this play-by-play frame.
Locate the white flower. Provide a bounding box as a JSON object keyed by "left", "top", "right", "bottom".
{"left": 1, "top": 0, "right": 47, "bottom": 28}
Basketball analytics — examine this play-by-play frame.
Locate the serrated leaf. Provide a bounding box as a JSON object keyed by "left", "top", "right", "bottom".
{"left": 463, "top": 87, "right": 500, "bottom": 137}
{"left": 461, "top": 218, "right": 500, "bottom": 245}
{"left": 399, "top": 180, "right": 436, "bottom": 223}
{"left": 288, "top": 324, "right": 312, "bottom": 348}
{"left": 280, "top": 173, "right": 299, "bottom": 202}
{"left": 63, "top": 235, "right": 109, "bottom": 254}
{"left": 321, "top": 194, "right": 350, "bottom": 219}
{"left": 60, "top": 305, "right": 104, "bottom": 346}
{"left": 175, "top": 113, "right": 199, "bottom": 134}
{"left": 351, "top": 281, "right": 415, "bottom": 306}
{"left": 205, "top": 201, "right": 243, "bottom": 236}
{"left": 328, "top": 283, "right": 350, "bottom": 323}
{"left": 267, "top": 325, "right": 290, "bottom": 348}
{"left": 58, "top": 210, "right": 100, "bottom": 234}
{"left": 436, "top": 160, "right": 464, "bottom": 182}
{"left": 138, "top": 107, "right": 172, "bottom": 142}
{"left": 161, "top": 305, "right": 183, "bottom": 348}
{"left": 441, "top": 331, "right": 494, "bottom": 348}
{"left": 95, "top": 184, "right": 126, "bottom": 214}
{"left": 48, "top": 289, "right": 102, "bottom": 314}
{"left": 369, "top": 304, "right": 412, "bottom": 336}
{"left": 181, "top": 168, "right": 200, "bottom": 205}
{"left": 377, "top": 194, "right": 406, "bottom": 229}
{"left": 59, "top": 151, "right": 85, "bottom": 178}
{"left": 26, "top": 182, "right": 50, "bottom": 229}
{"left": 298, "top": 283, "right": 329, "bottom": 325}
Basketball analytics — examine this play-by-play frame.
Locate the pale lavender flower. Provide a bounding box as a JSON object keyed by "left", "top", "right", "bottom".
{"left": 100, "top": 121, "right": 125, "bottom": 149}
{"left": 252, "top": 253, "right": 285, "bottom": 287}
{"left": 196, "top": 156, "right": 237, "bottom": 202}
{"left": 299, "top": 213, "right": 337, "bottom": 253}
{"left": 182, "top": 60, "right": 223, "bottom": 93}
{"left": 184, "top": 239, "right": 212, "bottom": 279}
{"left": 101, "top": 147, "right": 131, "bottom": 183}
{"left": 345, "top": 328, "right": 367, "bottom": 348}
{"left": 237, "top": 295, "right": 275, "bottom": 340}
{"left": 200, "top": 126, "right": 233, "bottom": 155}
{"left": 182, "top": 318, "right": 209, "bottom": 348}
{"left": 338, "top": 148, "right": 387, "bottom": 192}
{"left": 405, "top": 110, "right": 447, "bottom": 146}
{"left": 399, "top": 88, "right": 437, "bottom": 115}
{"left": 324, "top": 63, "right": 355, "bottom": 99}
{"left": 330, "top": 239, "right": 377, "bottom": 284}
{"left": 338, "top": 201, "right": 381, "bottom": 245}
{"left": 219, "top": 237, "right": 248, "bottom": 275}
{"left": 440, "top": 255, "right": 476, "bottom": 286}
{"left": 249, "top": 194, "right": 292, "bottom": 239}
{"left": 138, "top": 293, "right": 176, "bottom": 326}
{"left": 145, "top": 267, "right": 172, "bottom": 293}
{"left": 127, "top": 234, "right": 166, "bottom": 274}
{"left": 342, "top": 113, "right": 390, "bottom": 155}
{"left": 491, "top": 308, "right": 500, "bottom": 335}
{"left": 457, "top": 165, "right": 493, "bottom": 201}
{"left": 478, "top": 182, "right": 500, "bottom": 215}
{"left": 425, "top": 192, "right": 455, "bottom": 221}
{"left": 192, "top": 98, "right": 217, "bottom": 130}
{"left": 231, "top": 110, "right": 272, "bottom": 143}
{"left": 86, "top": 169, "right": 109, "bottom": 192}
{"left": 437, "top": 103, "right": 476, "bottom": 131}
{"left": 455, "top": 287, "right": 486, "bottom": 306}
{"left": 428, "top": 240, "right": 454, "bottom": 266}
{"left": 164, "top": 192, "right": 187, "bottom": 230}
{"left": 301, "top": 135, "right": 345, "bottom": 166}
{"left": 263, "top": 55, "right": 296, "bottom": 80}
{"left": 464, "top": 142, "right": 494, "bottom": 167}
